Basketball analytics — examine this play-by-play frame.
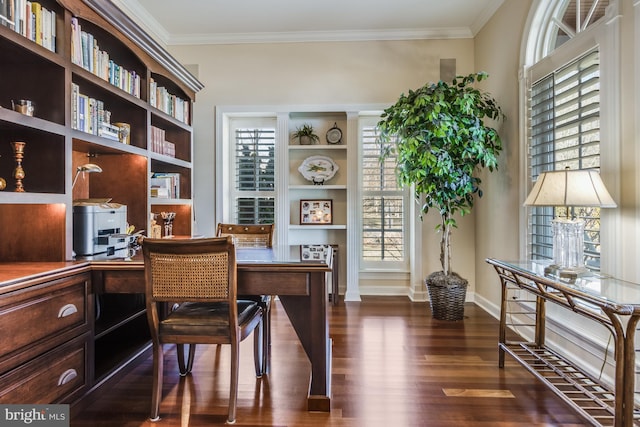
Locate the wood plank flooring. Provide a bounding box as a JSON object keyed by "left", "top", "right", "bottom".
{"left": 71, "top": 297, "right": 588, "bottom": 426}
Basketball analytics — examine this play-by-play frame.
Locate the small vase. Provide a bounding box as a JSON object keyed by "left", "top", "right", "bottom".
{"left": 299, "top": 135, "right": 312, "bottom": 145}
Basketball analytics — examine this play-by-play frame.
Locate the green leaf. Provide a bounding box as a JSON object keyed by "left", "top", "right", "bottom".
{"left": 376, "top": 72, "right": 504, "bottom": 274}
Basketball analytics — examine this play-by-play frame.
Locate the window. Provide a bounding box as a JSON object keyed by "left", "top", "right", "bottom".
{"left": 529, "top": 50, "right": 601, "bottom": 267}
{"left": 360, "top": 119, "right": 408, "bottom": 267}
{"left": 532, "top": 0, "right": 610, "bottom": 59}
{"left": 231, "top": 125, "right": 275, "bottom": 224}
{"left": 526, "top": 0, "right": 613, "bottom": 270}
{"left": 548, "top": 0, "right": 610, "bottom": 51}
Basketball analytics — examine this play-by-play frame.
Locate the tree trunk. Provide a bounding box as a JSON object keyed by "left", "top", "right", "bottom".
{"left": 440, "top": 213, "right": 452, "bottom": 276}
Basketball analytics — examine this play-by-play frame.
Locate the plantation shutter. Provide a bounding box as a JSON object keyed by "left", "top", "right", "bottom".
{"left": 529, "top": 49, "right": 602, "bottom": 268}
{"left": 234, "top": 128, "right": 275, "bottom": 224}
{"left": 361, "top": 124, "right": 405, "bottom": 262}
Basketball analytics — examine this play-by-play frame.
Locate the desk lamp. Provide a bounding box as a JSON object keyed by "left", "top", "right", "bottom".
{"left": 72, "top": 163, "right": 102, "bottom": 188}
{"left": 523, "top": 168, "right": 616, "bottom": 276}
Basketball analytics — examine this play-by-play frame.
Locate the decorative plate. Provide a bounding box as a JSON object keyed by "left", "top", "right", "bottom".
{"left": 298, "top": 155, "right": 339, "bottom": 184}
{"left": 326, "top": 122, "right": 342, "bottom": 144}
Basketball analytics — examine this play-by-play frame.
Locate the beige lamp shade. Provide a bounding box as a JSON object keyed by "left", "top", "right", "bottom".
{"left": 523, "top": 169, "right": 616, "bottom": 208}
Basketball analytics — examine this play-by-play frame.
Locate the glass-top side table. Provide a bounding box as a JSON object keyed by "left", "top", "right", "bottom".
{"left": 486, "top": 258, "right": 640, "bottom": 427}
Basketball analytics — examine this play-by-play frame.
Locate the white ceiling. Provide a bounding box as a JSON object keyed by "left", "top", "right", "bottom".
{"left": 113, "top": 0, "right": 506, "bottom": 46}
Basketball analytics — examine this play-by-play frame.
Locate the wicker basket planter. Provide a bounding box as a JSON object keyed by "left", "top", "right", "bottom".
{"left": 425, "top": 271, "right": 468, "bottom": 321}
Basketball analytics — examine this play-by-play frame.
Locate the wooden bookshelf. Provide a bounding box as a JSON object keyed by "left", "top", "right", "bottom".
{"left": 0, "top": 0, "right": 204, "bottom": 409}
{"left": 0, "top": 0, "right": 203, "bottom": 261}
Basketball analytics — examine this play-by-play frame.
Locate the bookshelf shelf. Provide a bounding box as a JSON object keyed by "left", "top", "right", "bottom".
{"left": 0, "top": 0, "right": 203, "bottom": 262}
{"left": 0, "top": 0, "right": 203, "bottom": 413}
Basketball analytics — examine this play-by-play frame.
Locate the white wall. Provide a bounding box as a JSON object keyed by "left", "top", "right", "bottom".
{"left": 166, "top": 38, "right": 481, "bottom": 294}
{"left": 473, "top": 0, "right": 531, "bottom": 312}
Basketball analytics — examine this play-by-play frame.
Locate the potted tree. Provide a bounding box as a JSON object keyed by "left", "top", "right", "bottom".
{"left": 378, "top": 72, "right": 504, "bottom": 321}
{"left": 292, "top": 123, "right": 320, "bottom": 145}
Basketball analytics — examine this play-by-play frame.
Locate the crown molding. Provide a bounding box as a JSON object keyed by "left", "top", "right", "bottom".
{"left": 166, "top": 27, "right": 473, "bottom": 46}
{"left": 84, "top": 0, "right": 203, "bottom": 93}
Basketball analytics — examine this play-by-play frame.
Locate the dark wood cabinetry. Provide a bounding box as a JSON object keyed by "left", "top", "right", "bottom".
{"left": 0, "top": 0, "right": 203, "bottom": 262}
{"left": 0, "top": 263, "right": 150, "bottom": 406}
{"left": 0, "top": 266, "right": 91, "bottom": 404}
{"left": 0, "top": 0, "right": 202, "bottom": 409}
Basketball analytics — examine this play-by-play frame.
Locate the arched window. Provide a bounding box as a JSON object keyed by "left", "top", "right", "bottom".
{"left": 545, "top": 0, "right": 610, "bottom": 53}
{"left": 523, "top": 0, "right": 619, "bottom": 272}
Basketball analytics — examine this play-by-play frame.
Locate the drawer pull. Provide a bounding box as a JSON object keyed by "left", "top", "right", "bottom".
{"left": 57, "top": 369, "right": 78, "bottom": 386}
{"left": 58, "top": 304, "right": 78, "bottom": 318}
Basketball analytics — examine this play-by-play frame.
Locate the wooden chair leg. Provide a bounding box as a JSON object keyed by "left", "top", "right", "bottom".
{"left": 186, "top": 344, "right": 196, "bottom": 373}
{"left": 227, "top": 341, "right": 240, "bottom": 424}
{"left": 177, "top": 344, "right": 197, "bottom": 376}
{"left": 150, "top": 343, "right": 164, "bottom": 422}
{"left": 253, "top": 317, "right": 264, "bottom": 377}
{"left": 263, "top": 298, "right": 272, "bottom": 372}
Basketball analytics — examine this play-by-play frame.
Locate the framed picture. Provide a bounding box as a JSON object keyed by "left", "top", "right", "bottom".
{"left": 300, "top": 244, "right": 330, "bottom": 261}
{"left": 300, "top": 199, "right": 333, "bottom": 225}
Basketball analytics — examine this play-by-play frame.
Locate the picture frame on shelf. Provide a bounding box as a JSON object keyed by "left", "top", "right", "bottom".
{"left": 300, "top": 244, "right": 330, "bottom": 261}
{"left": 300, "top": 199, "right": 333, "bottom": 225}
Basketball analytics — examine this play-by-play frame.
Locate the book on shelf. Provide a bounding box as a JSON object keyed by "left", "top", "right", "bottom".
{"left": 1, "top": 0, "right": 56, "bottom": 52}
{"left": 0, "top": 0, "right": 15, "bottom": 28}
{"left": 71, "top": 82, "right": 120, "bottom": 141}
{"left": 97, "top": 123, "right": 120, "bottom": 141}
{"left": 149, "top": 126, "right": 176, "bottom": 157}
{"left": 150, "top": 172, "right": 180, "bottom": 199}
{"left": 70, "top": 17, "right": 141, "bottom": 98}
{"left": 149, "top": 78, "right": 189, "bottom": 124}
{"left": 162, "top": 140, "right": 175, "bottom": 157}
{"left": 150, "top": 125, "right": 165, "bottom": 155}
{"left": 32, "top": 1, "right": 41, "bottom": 44}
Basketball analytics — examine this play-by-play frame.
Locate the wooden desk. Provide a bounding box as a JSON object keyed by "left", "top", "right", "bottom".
{"left": 92, "top": 247, "right": 333, "bottom": 412}
{"left": 486, "top": 258, "right": 640, "bottom": 427}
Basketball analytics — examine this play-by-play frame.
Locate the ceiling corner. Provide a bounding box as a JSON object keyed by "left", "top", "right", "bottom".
{"left": 111, "top": 0, "right": 171, "bottom": 47}
{"left": 470, "top": 0, "right": 506, "bottom": 36}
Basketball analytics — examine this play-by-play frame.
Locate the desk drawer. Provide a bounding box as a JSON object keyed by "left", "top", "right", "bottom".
{"left": 0, "top": 333, "right": 89, "bottom": 403}
{"left": 0, "top": 273, "right": 90, "bottom": 372}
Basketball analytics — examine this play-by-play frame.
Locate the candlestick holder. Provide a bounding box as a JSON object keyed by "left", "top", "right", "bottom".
{"left": 0, "top": 154, "right": 5, "bottom": 191}
{"left": 11, "top": 141, "right": 26, "bottom": 192}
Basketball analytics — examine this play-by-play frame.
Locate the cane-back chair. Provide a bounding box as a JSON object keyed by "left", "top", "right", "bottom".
{"left": 142, "top": 236, "right": 264, "bottom": 424}
{"left": 216, "top": 223, "right": 274, "bottom": 371}
{"left": 216, "top": 223, "right": 274, "bottom": 248}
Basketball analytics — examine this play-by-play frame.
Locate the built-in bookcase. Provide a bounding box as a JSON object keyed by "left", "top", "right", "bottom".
{"left": 0, "top": 0, "right": 203, "bottom": 262}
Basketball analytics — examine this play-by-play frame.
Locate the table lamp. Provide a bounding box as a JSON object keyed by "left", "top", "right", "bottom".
{"left": 523, "top": 168, "right": 616, "bottom": 276}
{"left": 72, "top": 163, "right": 102, "bottom": 188}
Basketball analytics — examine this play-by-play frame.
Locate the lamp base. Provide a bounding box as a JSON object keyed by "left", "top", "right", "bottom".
{"left": 551, "top": 218, "right": 585, "bottom": 274}
{"left": 544, "top": 264, "right": 590, "bottom": 283}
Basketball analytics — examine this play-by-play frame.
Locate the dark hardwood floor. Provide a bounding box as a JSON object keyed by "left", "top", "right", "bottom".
{"left": 71, "top": 297, "right": 587, "bottom": 426}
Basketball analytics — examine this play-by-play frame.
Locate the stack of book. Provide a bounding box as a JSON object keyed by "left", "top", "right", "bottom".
{"left": 0, "top": 0, "right": 56, "bottom": 52}
{"left": 150, "top": 172, "right": 180, "bottom": 199}
{"left": 70, "top": 17, "right": 141, "bottom": 99}
{"left": 71, "top": 82, "right": 119, "bottom": 141}
{"left": 149, "top": 78, "right": 190, "bottom": 124}
{"left": 150, "top": 126, "right": 176, "bottom": 157}
{"left": 162, "top": 141, "right": 176, "bottom": 157}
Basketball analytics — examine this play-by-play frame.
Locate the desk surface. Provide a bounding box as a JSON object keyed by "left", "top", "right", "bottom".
{"left": 487, "top": 259, "right": 640, "bottom": 313}
{"left": 0, "top": 247, "right": 333, "bottom": 412}
{"left": 0, "top": 261, "right": 90, "bottom": 293}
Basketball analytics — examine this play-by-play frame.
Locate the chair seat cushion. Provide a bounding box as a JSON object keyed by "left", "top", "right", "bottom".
{"left": 160, "top": 300, "right": 260, "bottom": 337}
{"left": 238, "top": 294, "right": 271, "bottom": 306}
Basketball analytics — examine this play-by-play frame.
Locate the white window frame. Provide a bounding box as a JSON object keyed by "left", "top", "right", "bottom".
{"left": 219, "top": 115, "right": 278, "bottom": 224}
{"left": 520, "top": 0, "right": 621, "bottom": 276}
{"left": 358, "top": 115, "right": 410, "bottom": 272}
